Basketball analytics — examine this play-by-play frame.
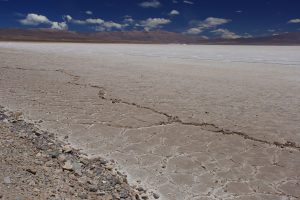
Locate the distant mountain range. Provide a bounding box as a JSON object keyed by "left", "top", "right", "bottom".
{"left": 1, "top": 29, "right": 300, "bottom": 45}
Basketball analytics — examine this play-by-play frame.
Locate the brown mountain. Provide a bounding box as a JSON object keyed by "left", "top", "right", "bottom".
{"left": 0, "top": 28, "right": 206, "bottom": 44}
{"left": 0, "top": 28, "right": 300, "bottom": 45}
{"left": 209, "top": 32, "right": 300, "bottom": 45}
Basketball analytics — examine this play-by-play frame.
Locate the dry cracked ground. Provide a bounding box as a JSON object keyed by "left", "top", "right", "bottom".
{"left": 0, "top": 42, "right": 300, "bottom": 200}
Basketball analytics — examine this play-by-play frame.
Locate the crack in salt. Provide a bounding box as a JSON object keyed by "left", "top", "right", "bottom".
{"left": 2, "top": 66, "right": 299, "bottom": 151}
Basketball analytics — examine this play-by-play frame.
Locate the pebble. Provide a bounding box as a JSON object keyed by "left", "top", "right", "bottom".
{"left": 62, "top": 145, "right": 72, "bottom": 153}
{"left": 26, "top": 168, "right": 37, "bottom": 175}
{"left": 89, "top": 185, "right": 98, "bottom": 192}
{"left": 105, "top": 164, "right": 113, "bottom": 170}
{"left": 62, "top": 160, "right": 73, "bottom": 171}
{"left": 58, "top": 154, "right": 66, "bottom": 162}
{"left": 35, "top": 153, "right": 42, "bottom": 158}
{"left": 136, "top": 187, "right": 145, "bottom": 192}
{"left": 3, "top": 176, "right": 11, "bottom": 184}
{"left": 78, "top": 192, "right": 88, "bottom": 199}
{"left": 153, "top": 193, "right": 160, "bottom": 199}
{"left": 28, "top": 180, "right": 36, "bottom": 186}
{"left": 141, "top": 194, "right": 148, "bottom": 200}
{"left": 49, "top": 151, "right": 60, "bottom": 158}
{"left": 97, "top": 191, "right": 106, "bottom": 196}
{"left": 100, "top": 159, "right": 108, "bottom": 165}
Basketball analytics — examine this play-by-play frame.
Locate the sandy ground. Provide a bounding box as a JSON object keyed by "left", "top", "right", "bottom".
{"left": 0, "top": 42, "right": 300, "bottom": 200}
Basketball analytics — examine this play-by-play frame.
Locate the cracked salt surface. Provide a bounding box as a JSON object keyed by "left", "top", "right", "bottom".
{"left": 0, "top": 42, "right": 300, "bottom": 200}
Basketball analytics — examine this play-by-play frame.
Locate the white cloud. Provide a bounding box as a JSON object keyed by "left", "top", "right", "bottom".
{"left": 19, "top": 13, "right": 51, "bottom": 25}
{"left": 139, "top": 18, "right": 171, "bottom": 31}
{"left": 20, "top": 13, "right": 68, "bottom": 30}
{"left": 62, "top": 15, "right": 126, "bottom": 31}
{"left": 139, "top": 0, "right": 161, "bottom": 8}
{"left": 186, "top": 27, "right": 203, "bottom": 35}
{"left": 124, "top": 15, "right": 134, "bottom": 24}
{"left": 86, "top": 18, "right": 105, "bottom": 24}
{"left": 64, "top": 15, "right": 104, "bottom": 25}
{"left": 169, "top": 10, "right": 180, "bottom": 16}
{"left": 51, "top": 22, "right": 68, "bottom": 30}
{"left": 211, "top": 28, "right": 241, "bottom": 39}
{"left": 186, "top": 17, "right": 231, "bottom": 35}
{"left": 85, "top": 11, "right": 93, "bottom": 15}
{"left": 95, "top": 22, "right": 125, "bottom": 31}
{"left": 63, "top": 15, "right": 73, "bottom": 22}
{"left": 103, "top": 21, "right": 123, "bottom": 30}
{"left": 288, "top": 18, "right": 300, "bottom": 24}
{"left": 183, "top": 0, "right": 194, "bottom": 4}
{"left": 199, "top": 17, "right": 231, "bottom": 28}
{"left": 172, "top": 0, "right": 178, "bottom": 3}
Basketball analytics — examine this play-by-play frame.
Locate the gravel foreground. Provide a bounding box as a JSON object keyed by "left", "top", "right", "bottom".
{"left": 0, "top": 107, "right": 155, "bottom": 200}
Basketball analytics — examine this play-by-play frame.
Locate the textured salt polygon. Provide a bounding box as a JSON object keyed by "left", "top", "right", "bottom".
{"left": 0, "top": 42, "right": 300, "bottom": 200}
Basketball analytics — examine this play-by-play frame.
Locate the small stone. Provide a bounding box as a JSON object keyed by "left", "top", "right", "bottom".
{"left": 49, "top": 151, "right": 60, "bottom": 158}
{"left": 137, "top": 187, "right": 145, "bottom": 192}
{"left": 33, "top": 188, "right": 40, "bottom": 192}
{"left": 89, "top": 185, "right": 98, "bottom": 192}
{"left": 35, "top": 153, "right": 42, "bottom": 158}
{"left": 3, "top": 176, "right": 11, "bottom": 184}
{"left": 141, "top": 194, "right": 148, "bottom": 200}
{"left": 13, "top": 111, "right": 22, "bottom": 120}
{"left": 26, "top": 168, "right": 37, "bottom": 175}
{"left": 58, "top": 154, "right": 66, "bottom": 162}
{"left": 153, "top": 193, "right": 160, "bottom": 199}
{"left": 28, "top": 180, "right": 36, "bottom": 186}
{"left": 105, "top": 164, "right": 113, "bottom": 170}
{"left": 78, "top": 192, "right": 88, "bottom": 199}
{"left": 97, "top": 191, "right": 106, "bottom": 196}
{"left": 100, "top": 159, "right": 108, "bottom": 165}
{"left": 104, "top": 194, "right": 113, "bottom": 200}
{"left": 79, "top": 157, "right": 89, "bottom": 165}
{"left": 45, "top": 160, "right": 53, "bottom": 167}
{"left": 62, "top": 145, "right": 72, "bottom": 153}
{"left": 62, "top": 160, "right": 73, "bottom": 171}
{"left": 0, "top": 194, "right": 3, "bottom": 198}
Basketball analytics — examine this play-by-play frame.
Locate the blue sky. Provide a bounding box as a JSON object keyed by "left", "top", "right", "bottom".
{"left": 0, "top": 0, "right": 300, "bottom": 38}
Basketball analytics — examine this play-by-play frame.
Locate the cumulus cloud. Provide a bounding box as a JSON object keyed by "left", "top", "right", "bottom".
{"left": 94, "top": 21, "right": 124, "bottom": 32}
{"left": 20, "top": 13, "right": 67, "bottom": 30}
{"left": 139, "top": 18, "right": 171, "bottom": 31}
{"left": 101, "top": 21, "right": 124, "bottom": 30}
{"left": 51, "top": 22, "right": 68, "bottom": 30}
{"left": 64, "top": 15, "right": 125, "bottom": 31}
{"left": 288, "top": 18, "right": 300, "bottom": 24}
{"left": 19, "top": 13, "right": 51, "bottom": 25}
{"left": 85, "top": 10, "right": 93, "bottom": 15}
{"left": 169, "top": 10, "right": 180, "bottom": 16}
{"left": 186, "top": 17, "right": 231, "bottom": 35}
{"left": 63, "top": 15, "right": 72, "bottom": 22}
{"left": 211, "top": 28, "right": 241, "bottom": 39}
{"left": 139, "top": 0, "right": 161, "bottom": 8}
{"left": 183, "top": 0, "right": 194, "bottom": 5}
